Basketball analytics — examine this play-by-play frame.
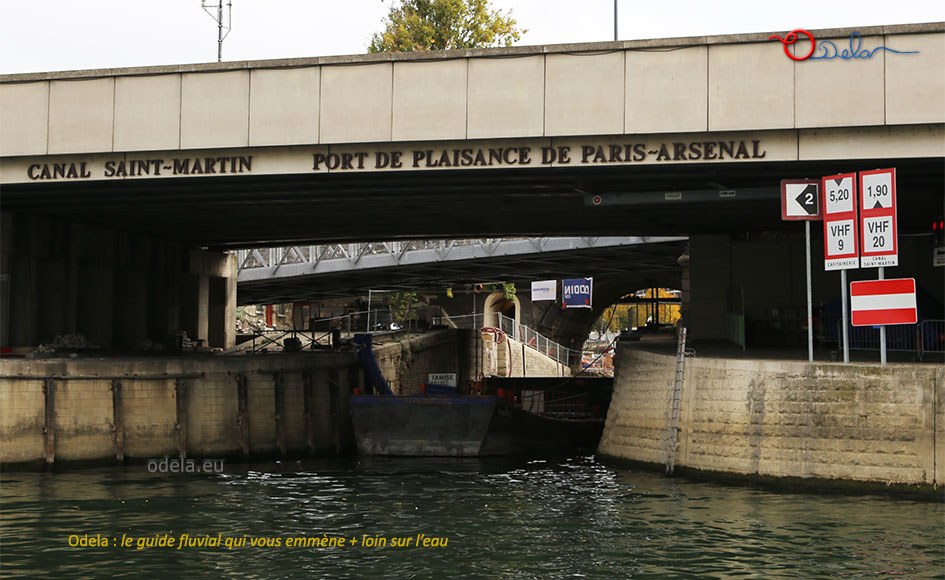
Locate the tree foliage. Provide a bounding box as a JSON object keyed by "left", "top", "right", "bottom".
{"left": 388, "top": 291, "right": 418, "bottom": 324}
{"left": 369, "top": 0, "right": 523, "bottom": 53}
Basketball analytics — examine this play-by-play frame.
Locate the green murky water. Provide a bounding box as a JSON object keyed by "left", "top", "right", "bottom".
{"left": 1, "top": 454, "right": 942, "bottom": 579}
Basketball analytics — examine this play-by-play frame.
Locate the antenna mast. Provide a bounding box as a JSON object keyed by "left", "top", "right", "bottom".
{"left": 201, "top": 0, "right": 233, "bottom": 62}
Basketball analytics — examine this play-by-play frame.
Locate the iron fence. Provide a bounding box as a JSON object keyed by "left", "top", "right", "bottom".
{"left": 308, "top": 309, "right": 416, "bottom": 334}
{"left": 820, "top": 315, "right": 943, "bottom": 360}
{"left": 920, "top": 319, "right": 945, "bottom": 360}
{"left": 249, "top": 328, "right": 332, "bottom": 353}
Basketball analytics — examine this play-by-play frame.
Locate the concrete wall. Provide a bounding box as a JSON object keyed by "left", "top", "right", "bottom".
{"left": 503, "top": 336, "right": 570, "bottom": 378}
{"left": 0, "top": 353, "right": 358, "bottom": 467}
{"left": 0, "top": 214, "right": 236, "bottom": 351}
{"left": 2, "top": 24, "right": 941, "bottom": 157}
{"left": 598, "top": 345, "right": 944, "bottom": 488}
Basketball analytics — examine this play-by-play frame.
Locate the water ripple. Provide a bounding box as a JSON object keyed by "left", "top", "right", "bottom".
{"left": 1, "top": 454, "right": 942, "bottom": 579}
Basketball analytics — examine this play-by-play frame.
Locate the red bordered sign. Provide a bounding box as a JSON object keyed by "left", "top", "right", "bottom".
{"left": 850, "top": 278, "right": 916, "bottom": 326}
{"left": 858, "top": 168, "right": 898, "bottom": 268}
{"left": 822, "top": 172, "right": 859, "bottom": 271}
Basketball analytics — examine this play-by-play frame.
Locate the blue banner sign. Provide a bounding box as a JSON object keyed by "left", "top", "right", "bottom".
{"left": 563, "top": 277, "right": 593, "bottom": 309}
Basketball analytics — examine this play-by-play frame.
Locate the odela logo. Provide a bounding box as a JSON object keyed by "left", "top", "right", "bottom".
{"left": 768, "top": 30, "right": 919, "bottom": 61}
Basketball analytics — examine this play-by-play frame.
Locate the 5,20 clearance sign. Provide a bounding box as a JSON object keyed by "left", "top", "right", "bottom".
{"left": 821, "top": 168, "right": 898, "bottom": 271}
{"left": 822, "top": 173, "right": 859, "bottom": 271}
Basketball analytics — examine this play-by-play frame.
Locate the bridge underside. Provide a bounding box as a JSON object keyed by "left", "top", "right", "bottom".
{"left": 3, "top": 157, "right": 941, "bottom": 250}
{"left": 236, "top": 240, "right": 686, "bottom": 304}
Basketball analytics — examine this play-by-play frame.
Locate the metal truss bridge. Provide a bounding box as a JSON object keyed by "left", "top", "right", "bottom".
{"left": 235, "top": 236, "right": 686, "bottom": 304}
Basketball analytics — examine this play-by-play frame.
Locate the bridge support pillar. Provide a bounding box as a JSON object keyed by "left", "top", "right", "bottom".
{"left": 0, "top": 213, "right": 236, "bottom": 352}
{"left": 185, "top": 250, "right": 236, "bottom": 350}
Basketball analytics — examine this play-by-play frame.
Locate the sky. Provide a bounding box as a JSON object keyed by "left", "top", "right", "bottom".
{"left": 0, "top": 0, "right": 942, "bottom": 74}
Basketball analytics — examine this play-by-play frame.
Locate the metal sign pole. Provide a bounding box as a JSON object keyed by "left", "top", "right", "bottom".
{"left": 806, "top": 221, "right": 814, "bottom": 362}
{"left": 841, "top": 269, "right": 850, "bottom": 363}
{"left": 878, "top": 267, "right": 886, "bottom": 365}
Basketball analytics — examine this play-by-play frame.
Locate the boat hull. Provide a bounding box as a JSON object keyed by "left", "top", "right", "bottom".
{"left": 480, "top": 403, "right": 605, "bottom": 456}
{"left": 350, "top": 395, "right": 604, "bottom": 457}
{"left": 349, "top": 395, "right": 497, "bottom": 457}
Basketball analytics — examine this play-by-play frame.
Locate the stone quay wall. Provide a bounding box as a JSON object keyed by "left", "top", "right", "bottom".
{"left": 598, "top": 344, "right": 944, "bottom": 490}
{"left": 0, "top": 353, "right": 360, "bottom": 468}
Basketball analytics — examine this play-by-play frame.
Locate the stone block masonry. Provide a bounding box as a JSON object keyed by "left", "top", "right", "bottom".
{"left": 0, "top": 352, "right": 359, "bottom": 468}
{"left": 598, "top": 344, "right": 943, "bottom": 490}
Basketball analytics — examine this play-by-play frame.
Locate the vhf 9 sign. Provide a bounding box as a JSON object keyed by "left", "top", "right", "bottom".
{"left": 822, "top": 173, "right": 859, "bottom": 271}
{"left": 822, "top": 168, "right": 898, "bottom": 271}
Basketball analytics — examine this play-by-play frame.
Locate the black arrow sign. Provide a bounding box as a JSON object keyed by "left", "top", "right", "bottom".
{"left": 794, "top": 184, "right": 818, "bottom": 215}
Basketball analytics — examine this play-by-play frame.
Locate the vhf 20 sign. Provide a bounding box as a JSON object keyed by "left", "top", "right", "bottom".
{"left": 822, "top": 168, "right": 898, "bottom": 271}
{"left": 859, "top": 169, "right": 898, "bottom": 268}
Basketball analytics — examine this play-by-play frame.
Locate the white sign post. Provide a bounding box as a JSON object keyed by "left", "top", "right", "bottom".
{"left": 859, "top": 168, "right": 899, "bottom": 365}
{"left": 822, "top": 173, "right": 859, "bottom": 363}
{"left": 781, "top": 179, "right": 821, "bottom": 362}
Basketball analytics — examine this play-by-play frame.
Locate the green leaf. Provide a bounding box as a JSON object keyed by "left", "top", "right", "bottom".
{"left": 369, "top": 0, "right": 523, "bottom": 53}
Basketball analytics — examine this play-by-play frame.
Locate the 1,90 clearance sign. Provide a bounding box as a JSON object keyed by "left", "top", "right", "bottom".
{"left": 821, "top": 168, "right": 898, "bottom": 271}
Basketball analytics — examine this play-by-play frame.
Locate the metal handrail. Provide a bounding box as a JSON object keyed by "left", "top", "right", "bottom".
{"left": 249, "top": 328, "right": 332, "bottom": 353}
{"left": 307, "top": 308, "right": 421, "bottom": 334}
{"left": 434, "top": 312, "right": 578, "bottom": 365}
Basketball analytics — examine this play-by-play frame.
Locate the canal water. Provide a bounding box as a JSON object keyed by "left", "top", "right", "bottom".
{"left": 1, "top": 453, "right": 942, "bottom": 579}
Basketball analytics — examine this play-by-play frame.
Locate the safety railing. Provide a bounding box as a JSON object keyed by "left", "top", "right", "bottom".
{"left": 820, "top": 315, "right": 944, "bottom": 361}
{"left": 308, "top": 309, "right": 417, "bottom": 334}
{"left": 920, "top": 319, "right": 945, "bottom": 361}
{"left": 434, "top": 312, "right": 578, "bottom": 366}
{"left": 249, "top": 328, "right": 332, "bottom": 354}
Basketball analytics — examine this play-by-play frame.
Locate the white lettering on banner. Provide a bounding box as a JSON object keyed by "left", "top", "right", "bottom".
{"left": 563, "top": 284, "right": 591, "bottom": 298}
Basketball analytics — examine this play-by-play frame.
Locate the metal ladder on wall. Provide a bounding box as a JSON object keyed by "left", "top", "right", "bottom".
{"left": 665, "top": 327, "right": 687, "bottom": 476}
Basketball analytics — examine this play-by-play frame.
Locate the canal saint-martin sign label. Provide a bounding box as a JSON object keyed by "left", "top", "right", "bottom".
{"left": 1, "top": 134, "right": 786, "bottom": 185}
{"left": 822, "top": 173, "right": 859, "bottom": 271}
{"left": 859, "top": 168, "right": 898, "bottom": 268}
